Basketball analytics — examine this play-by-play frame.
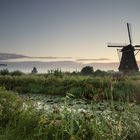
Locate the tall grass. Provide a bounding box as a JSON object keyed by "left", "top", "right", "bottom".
{"left": 0, "top": 74, "right": 137, "bottom": 101}
{"left": 0, "top": 87, "right": 140, "bottom": 140}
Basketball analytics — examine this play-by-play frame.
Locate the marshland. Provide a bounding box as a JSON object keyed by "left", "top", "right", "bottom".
{"left": 1, "top": 0, "right": 140, "bottom": 140}
{"left": 0, "top": 69, "right": 140, "bottom": 140}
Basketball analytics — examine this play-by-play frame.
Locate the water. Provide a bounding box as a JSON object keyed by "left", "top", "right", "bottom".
{"left": 21, "top": 94, "right": 105, "bottom": 114}
{"left": 21, "top": 94, "right": 121, "bottom": 123}
{"left": 0, "top": 58, "right": 119, "bottom": 73}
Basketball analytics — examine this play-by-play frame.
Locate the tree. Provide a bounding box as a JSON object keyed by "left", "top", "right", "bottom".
{"left": 0, "top": 69, "right": 9, "bottom": 75}
{"left": 94, "top": 69, "right": 106, "bottom": 76}
{"left": 81, "top": 66, "right": 94, "bottom": 75}
{"left": 31, "top": 67, "right": 38, "bottom": 74}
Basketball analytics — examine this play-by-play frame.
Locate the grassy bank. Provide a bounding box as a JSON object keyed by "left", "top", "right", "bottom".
{"left": 0, "top": 74, "right": 137, "bottom": 101}
{"left": 0, "top": 87, "right": 140, "bottom": 140}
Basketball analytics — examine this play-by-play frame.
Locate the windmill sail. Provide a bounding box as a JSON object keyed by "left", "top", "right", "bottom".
{"left": 127, "top": 23, "right": 132, "bottom": 45}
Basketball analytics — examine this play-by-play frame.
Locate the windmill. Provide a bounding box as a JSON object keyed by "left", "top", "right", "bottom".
{"left": 108, "top": 23, "right": 140, "bottom": 72}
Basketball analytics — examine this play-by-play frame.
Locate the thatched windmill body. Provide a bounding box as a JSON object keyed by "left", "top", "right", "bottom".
{"left": 108, "top": 23, "right": 140, "bottom": 72}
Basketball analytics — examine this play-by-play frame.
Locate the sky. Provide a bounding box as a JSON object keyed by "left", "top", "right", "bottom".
{"left": 0, "top": 0, "right": 140, "bottom": 61}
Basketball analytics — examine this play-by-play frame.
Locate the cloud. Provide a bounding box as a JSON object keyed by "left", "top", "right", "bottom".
{"left": 76, "top": 58, "right": 110, "bottom": 61}
{"left": 0, "top": 53, "right": 28, "bottom": 60}
{"left": 0, "top": 53, "right": 76, "bottom": 60}
{"left": 30, "top": 57, "right": 74, "bottom": 59}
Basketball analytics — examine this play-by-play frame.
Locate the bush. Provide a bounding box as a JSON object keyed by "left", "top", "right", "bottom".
{"left": 31, "top": 67, "right": 38, "bottom": 74}
{"left": 94, "top": 69, "right": 107, "bottom": 76}
{"left": 10, "top": 70, "right": 24, "bottom": 76}
{"left": 81, "top": 66, "right": 94, "bottom": 75}
{"left": 0, "top": 87, "right": 43, "bottom": 139}
{"left": 0, "top": 87, "right": 23, "bottom": 127}
{"left": 0, "top": 69, "right": 9, "bottom": 75}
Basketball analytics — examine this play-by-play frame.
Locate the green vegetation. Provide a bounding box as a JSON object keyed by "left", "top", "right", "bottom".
{"left": 1, "top": 70, "right": 140, "bottom": 139}
{"left": 0, "top": 87, "right": 140, "bottom": 140}
{"left": 31, "top": 67, "right": 38, "bottom": 74}
{"left": 81, "top": 66, "right": 94, "bottom": 75}
{"left": 0, "top": 69, "right": 9, "bottom": 75}
{"left": 0, "top": 74, "right": 138, "bottom": 102}
{"left": 10, "top": 70, "right": 24, "bottom": 76}
{"left": 0, "top": 69, "right": 24, "bottom": 76}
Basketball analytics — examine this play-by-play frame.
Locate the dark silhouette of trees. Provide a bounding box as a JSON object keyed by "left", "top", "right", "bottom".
{"left": 10, "top": 70, "right": 24, "bottom": 76}
{"left": 0, "top": 69, "right": 9, "bottom": 75}
{"left": 81, "top": 66, "right": 94, "bottom": 75}
{"left": 31, "top": 67, "right": 38, "bottom": 74}
{"left": 94, "top": 69, "right": 106, "bottom": 76}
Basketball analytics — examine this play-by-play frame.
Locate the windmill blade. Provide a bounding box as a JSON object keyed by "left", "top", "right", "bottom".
{"left": 108, "top": 43, "right": 127, "bottom": 47}
{"left": 117, "top": 49, "right": 122, "bottom": 62}
{"left": 127, "top": 23, "right": 133, "bottom": 45}
{"left": 135, "top": 49, "right": 140, "bottom": 56}
{"left": 134, "top": 45, "right": 140, "bottom": 47}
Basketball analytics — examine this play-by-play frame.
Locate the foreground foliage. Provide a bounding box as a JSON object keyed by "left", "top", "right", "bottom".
{"left": 0, "top": 87, "right": 140, "bottom": 140}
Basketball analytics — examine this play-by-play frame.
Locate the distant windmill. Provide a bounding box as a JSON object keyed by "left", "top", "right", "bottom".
{"left": 108, "top": 23, "right": 140, "bottom": 72}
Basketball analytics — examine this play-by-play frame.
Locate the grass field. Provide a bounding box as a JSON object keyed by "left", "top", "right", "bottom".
{"left": 0, "top": 73, "right": 140, "bottom": 139}
{"left": 0, "top": 74, "right": 139, "bottom": 101}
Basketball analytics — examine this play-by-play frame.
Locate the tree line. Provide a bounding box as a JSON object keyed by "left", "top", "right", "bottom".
{"left": 0, "top": 66, "right": 115, "bottom": 76}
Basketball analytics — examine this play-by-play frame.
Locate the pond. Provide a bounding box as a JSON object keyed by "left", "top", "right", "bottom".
{"left": 20, "top": 94, "right": 140, "bottom": 130}
{"left": 21, "top": 94, "right": 110, "bottom": 114}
